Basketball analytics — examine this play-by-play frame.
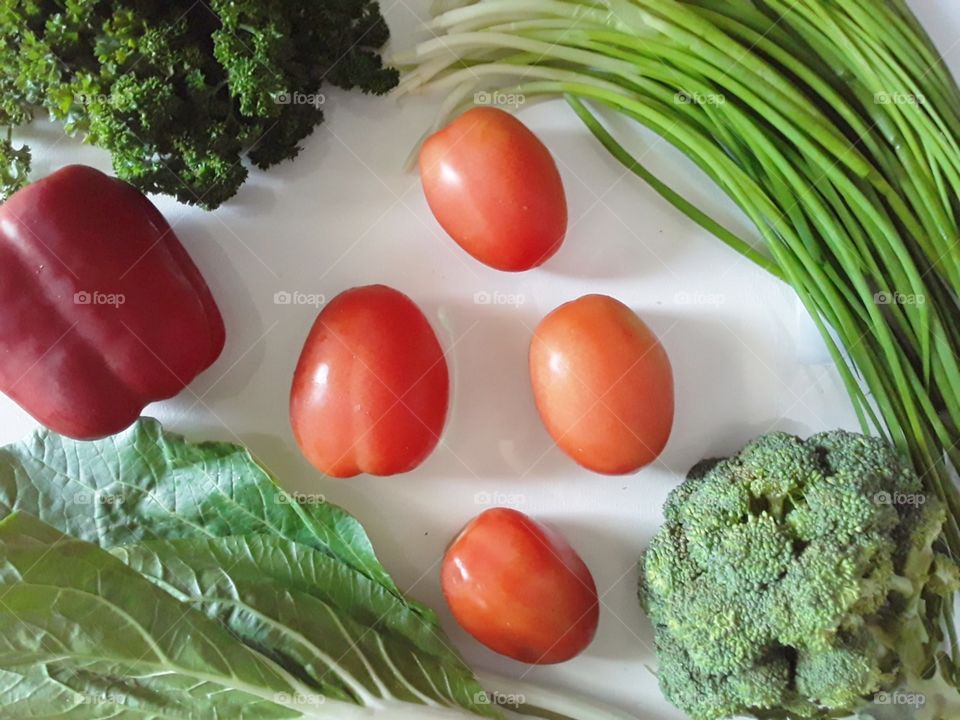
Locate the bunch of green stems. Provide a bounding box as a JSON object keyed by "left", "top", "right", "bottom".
{"left": 398, "top": 0, "right": 960, "bottom": 678}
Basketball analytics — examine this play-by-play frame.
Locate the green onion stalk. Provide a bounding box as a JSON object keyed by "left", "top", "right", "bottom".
{"left": 395, "top": 0, "right": 960, "bottom": 690}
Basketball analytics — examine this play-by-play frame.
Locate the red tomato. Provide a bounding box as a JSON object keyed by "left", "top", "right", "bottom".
{"left": 529, "top": 294, "right": 674, "bottom": 475}
{"left": 441, "top": 508, "right": 599, "bottom": 664}
{"left": 290, "top": 285, "right": 449, "bottom": 478}
{"left": 419, "top": 107, "right": 567, "bottom": 272}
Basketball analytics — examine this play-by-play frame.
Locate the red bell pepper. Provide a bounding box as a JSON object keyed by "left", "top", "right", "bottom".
{"left": 0, "top": 165, "right": 225, "bottom": 439}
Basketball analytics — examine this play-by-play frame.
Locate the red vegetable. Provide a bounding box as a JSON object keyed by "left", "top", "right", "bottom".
{"left": 0, "top": 165, "right": 225, "bottom": 439}
{"left": 530, "top": 294, "right": 674, "bottom": 474}
{"left": 419, "top": 107, "right": 567, "bottom": 271}
{"left": 441, "top": 507, "right": 599, "bottom": 664}
{"left": 290, "top": 285, "right": 449, "bottom": 478}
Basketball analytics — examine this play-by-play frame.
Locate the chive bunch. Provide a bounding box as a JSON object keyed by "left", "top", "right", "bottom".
{"left": 398, "top": 0, "right": 960, "bottom": 678}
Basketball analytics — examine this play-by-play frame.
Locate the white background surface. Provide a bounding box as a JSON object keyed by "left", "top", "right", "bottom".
{"left": 6, "top": 2, "right": 959, "bottom": 717}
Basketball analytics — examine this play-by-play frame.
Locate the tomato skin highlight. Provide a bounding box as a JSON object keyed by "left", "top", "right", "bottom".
{"left": 530, "top": 294, "right": 674, "bottom": 475}
{"left": 419, "top": 107, "right": 567, "bottom": 272}
{"left": 290, "top": 285, "right": 449, "bottom": 478}
{"left": 441, "top": 508, "right": 599, "bottom": 664}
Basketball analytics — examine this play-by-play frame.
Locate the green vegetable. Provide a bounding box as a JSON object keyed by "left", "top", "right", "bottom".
{"left": 0, "top": 127, "right": 29, "bottom": 198}
{"left": 113, "top": 534, "right": 490, "bottom": 711}
{"left": 0, "top": 511, "right": 307, "bottom": 718}
{"left": 0, "top": 0, "right": 398, "bottom": 207}
{"left": 396, "top": 0, "right": 960, "bottom": 694}
{"left": 0, "top": 415, "right": 395, "bottom": 591}
{"left": 0, "top": 419, "right": 637, "bottom": 720}
{"left": 639, "top": 430, "right": 959, "bottom": 720}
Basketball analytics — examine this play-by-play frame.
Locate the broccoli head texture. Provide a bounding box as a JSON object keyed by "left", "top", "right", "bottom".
{"left": 639, "top": 430, "right": 957, "bottom": 720}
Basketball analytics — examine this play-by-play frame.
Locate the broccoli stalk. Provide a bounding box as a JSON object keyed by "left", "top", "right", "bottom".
{"left": 640, "top": 431, "right": 959, "bottom": 720}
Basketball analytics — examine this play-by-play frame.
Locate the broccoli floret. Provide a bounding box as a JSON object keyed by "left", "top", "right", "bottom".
{"left": 640, "top": 430, "right": 957, "bottom": 720}
{"left": 656, "top": 634, "right": 797, "bottom": 720}
{"left": 795, "top": 629, "right": 892, "bottom": 708}
{"left": 711, "top": 512, "right": 794, "bottom": 589}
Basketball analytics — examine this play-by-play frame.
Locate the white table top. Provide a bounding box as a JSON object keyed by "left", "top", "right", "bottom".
{"left": 6, "top": 1, "right": 957, "bottom": 716}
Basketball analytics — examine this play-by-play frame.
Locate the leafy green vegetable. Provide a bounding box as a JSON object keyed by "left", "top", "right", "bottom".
{"left": 112, "top": 534, "right": 493, "bottom": 711}
{"left": 0, "top": 0, "right": 397, "bottom": 207}
{"left": 0, "top": 127, "right": 29, "bottom": 197}
{"left": 0, "top": 664, "right": 301, "bottom": 719}
{"left": 0, "top": 417, "right": 395, "bottom": 593}
{"left": 0, "top": 512, "right": 305, "bottom": 717}
{"left": 639, "top": 431, "right": 958, "bottom": 720}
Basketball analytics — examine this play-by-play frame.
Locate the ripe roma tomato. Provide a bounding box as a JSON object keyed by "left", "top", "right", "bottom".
{"left": 441, "top": 508, "right": 599, "bottom": 664}
{"left": 419, "top": 107, "right": 567, "bottom": 271}
{"left": 529, "top": 294, "right": 674, "bottom": 474}
{"left": 290, "top": 285, "right": 449, "bottom": 477}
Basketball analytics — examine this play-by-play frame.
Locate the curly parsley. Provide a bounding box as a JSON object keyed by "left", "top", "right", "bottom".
{"left": 0, "top": 0, "right": 397, "bottom": 207}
